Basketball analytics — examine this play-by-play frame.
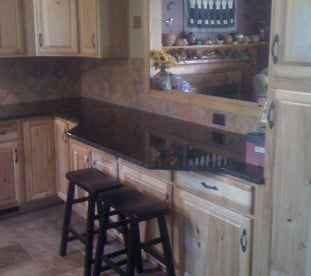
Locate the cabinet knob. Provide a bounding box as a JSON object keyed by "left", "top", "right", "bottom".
{"left": 267, "top": 100, "right": 275, "bottom": 129}
{"left": 240, "top": 228, "right": 248, "bottom": 253}
{"left": 91, "top": 33, "right": 96, "bottom": 48}
{"left": 39, "top": 33, "right": 43, "bottom": 47}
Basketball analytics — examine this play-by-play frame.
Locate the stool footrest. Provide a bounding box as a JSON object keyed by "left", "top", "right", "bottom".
{"left": 140, "top": 237, "right": 162, "bottom": 249}
{"left": 68, "top": 227, "right": 87, "bottom": 244}
{"left": 100, "top": 256, "right": 128, "bottom": 275}
{"left": 106, "top": 249, "right": 127, "bottom": 258}
{"left": 71, "top": 196, "right": 89, "bottom": 204}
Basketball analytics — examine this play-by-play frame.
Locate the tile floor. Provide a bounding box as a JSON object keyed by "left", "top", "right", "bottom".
{"left": 0, "top": 202, "right": 166, "bottom": 275}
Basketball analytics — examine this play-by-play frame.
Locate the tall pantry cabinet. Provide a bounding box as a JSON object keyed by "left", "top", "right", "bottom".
{"left": 267, "top": 0, "right": 311, "bottom": 275}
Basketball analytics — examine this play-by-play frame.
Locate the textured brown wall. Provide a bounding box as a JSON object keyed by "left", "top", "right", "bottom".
{"left": 0, "top": 57, "right": 81, "bottom": 105}
{"left": 0, "top": 57, "right": 259, "bottom": 134}
{"left": 80, "top": 57, "right": 259, "bottom": 134}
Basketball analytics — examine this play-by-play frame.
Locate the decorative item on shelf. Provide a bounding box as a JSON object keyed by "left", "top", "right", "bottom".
{"left": 162, "top": 33, "right": 176, "bottom": 46}
{"left": 234, "top": 32, "right": 244, "bottom": 44}
{"left": 186, "top": 32, "right": 196, "bottom": 45}
{"left": 170, "top": 74, "right": 192, "bottom": 92}
{"left": 150, "top": 50, "right": 176, "bottom": 91}
{"left": 224, "top": 34, "right": 233, "bottom": 44}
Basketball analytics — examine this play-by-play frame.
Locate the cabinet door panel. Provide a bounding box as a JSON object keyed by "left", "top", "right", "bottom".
{"left": 91, "top": 149, "right": 117, "bottom": 177}
{"left": 118, "top": 160, "right": 173, "bottom": 258}
{"left": 33, "top": 0, "right": 78, "bottom": 55}
{"left": 270, "top": 90, "right": 311, "bottom": 276}
{"left": 23, "top": 119, "right": 55, "bottom": 201}
{"left": 0, "top": 142, "right": 20, "bottom": 209}
{"left": 270, "top": 0, "right": 311, "bottom": 86}
{"left": 78, "top": 0, "right": 98, "bottom": 56}
{"left": 0, "top": 0, "right": 23, "bottom": 55}
{"left": 174, "top": 188, "right": 251, "bottom": 276}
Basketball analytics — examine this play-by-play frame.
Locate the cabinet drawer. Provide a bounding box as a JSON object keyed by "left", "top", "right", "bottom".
{"left": 175, "top": 171, "right": 254, "bottom": 215}
{"left": 0, "top": 121, "right": 18, "bottom": 142}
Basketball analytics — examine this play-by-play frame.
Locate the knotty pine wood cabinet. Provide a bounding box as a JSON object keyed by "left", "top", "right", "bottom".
{"left": 0, "top": 0, "right": 24, "bottom": 56}
{"left": 268, "top": 90, "right": 311, "bottom": 276}
{"left": 269, "top": 0, "right": 311, "bottom": 92}
{"left": 118, "top": 159, "right": 173, "bottom": 259}
{"left": 0, "top": 121, "right": 21, "bottom": 210}
{"left": 22, "top": 117, "right": 55, "bottom": 201}
{"left": 78, "top": 0, "right": 129, "bottom": 58}
{"left": 68, "top": 138, "right": 118, "bottom": 216}
{"left": 266, "top": 1, "right": 311, "bottom": 275}
{"left": 173, "top": 172, "right": 253, "bottom": 276}
{"left": 54, "top": 117, "right": 77, "bottom": 201}
{"left": 33, "top": 0, "right": 78, "bottom": 55}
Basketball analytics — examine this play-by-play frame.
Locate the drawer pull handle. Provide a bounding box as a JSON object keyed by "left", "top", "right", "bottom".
{"left": 200, "top": 181, "right": 218, "bottom": 190}
{"left": 240, "top": 229, "right": 248, "bottom": 253}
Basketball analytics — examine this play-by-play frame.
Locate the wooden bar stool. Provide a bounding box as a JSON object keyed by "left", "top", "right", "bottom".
{"left": 59, "top": 168, "right": 123, "bottom": 276}
{"left": 93, "top": 186, "right": 175, "bottom": 276}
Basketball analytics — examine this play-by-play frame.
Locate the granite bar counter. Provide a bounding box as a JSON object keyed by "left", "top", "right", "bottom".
{"left": 0, "top": 98, "right": 264, "bottom": 184}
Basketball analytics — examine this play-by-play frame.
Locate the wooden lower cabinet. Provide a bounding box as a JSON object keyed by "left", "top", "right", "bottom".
{"left": 118, "top": 159, "right": 173, "bottom": 258}
{"left": 269, "top": 90, "right": 311, "bottom": 276}
{"left": 0, "top": 141, "right": 21, "bottom": 209}
{"left": 68, "top": 139, "right": 118, "bottom": 216}
{"left": 23, "top": 117, "right": 55, "bottom": 201}
{"left": 54, "top": 117, "right": 77, "bottom": 200}
{"left": 174, "top": 187, "right": 252, "bottom": 276}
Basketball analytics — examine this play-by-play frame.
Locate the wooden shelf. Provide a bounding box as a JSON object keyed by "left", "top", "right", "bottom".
{"left": 163, "top": 43, "right": 266, "bottom": 52}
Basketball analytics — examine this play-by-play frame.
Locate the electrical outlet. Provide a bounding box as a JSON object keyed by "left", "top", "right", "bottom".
{"left": 213, "top": 113, "right": 226, "bottom": 126}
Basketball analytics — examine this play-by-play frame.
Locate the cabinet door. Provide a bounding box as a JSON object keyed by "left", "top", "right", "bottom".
{"left": 0, "top": 0, "right": 23, "bottom": 56}
{"left": 118, "top": 160, "right": 173, "bottom": 258}
{"left": 269, "top": 0, "right": 311, "bottom": 90}
{"left": 270, "top": 90, "right": 311, "bottom": 276}
{"left": 54, "top": 118, "right": 77, "bottom": 201}
{"left": 91, "top": 148, "right": 118, "bottom": 177}
{"left": 0, "top": 141, "right": 20, "bottom": 209}
{"left": 68, "top": 139, "right": 91, "bottom": 216}
{"left": 33, "top": 0, "right": 78, "bottom": 55}
{"left": 78, "top": 0, "right": 98, "bottom": 56}
{"left": 174, "top": 187, "right": 252, "bottom": 276}
{"left": 23, "top": 118, "right": 55, "bottom": 201}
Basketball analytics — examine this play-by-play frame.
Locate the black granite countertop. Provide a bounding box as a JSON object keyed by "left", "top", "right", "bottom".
{"left": 0, "top": 98, "right": 264, "bottom": 184}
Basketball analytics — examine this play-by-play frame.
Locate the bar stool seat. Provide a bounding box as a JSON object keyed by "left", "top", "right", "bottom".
{"left": 59, "top": 168, "right": 123, "bottom": 276}
{"left": 93, "top": 186, "right": 175, "bottom": 276}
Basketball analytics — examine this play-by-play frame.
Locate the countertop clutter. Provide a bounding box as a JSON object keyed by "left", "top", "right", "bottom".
{"left": 0, "top": 98, "right": 264, "bottom": 184}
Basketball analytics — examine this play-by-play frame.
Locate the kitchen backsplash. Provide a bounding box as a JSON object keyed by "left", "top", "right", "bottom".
{"left": 0, "top": 57, "right": 80, "bottom": 105}
{"left": 0, "top": 57, "right": 258, "bottom": 134}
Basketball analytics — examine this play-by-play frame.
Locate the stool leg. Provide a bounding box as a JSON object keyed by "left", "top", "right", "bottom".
{"left": 158, "top": 216, "right": 175, "bottom": 276}
{"left": 93, "top": 201, "right": 110, "bottom": 276}
{"left": 135, "top": 224, "right": 143, "bottom": 273}
{"left": 84, "top": 195, "right": 95, "bottom": 276}
{"left": 60, "top": 181, "right": 75, "bottom": 257}
{"left": 127, "top": 221, "right": 139, "bottom": 276}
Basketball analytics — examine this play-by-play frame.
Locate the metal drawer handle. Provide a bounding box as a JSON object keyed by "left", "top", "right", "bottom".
{"left": 271, "top": 34, "right": 279, "bottom": 65}
{"left": 240, "top": 229, "right": 248, "bottom": 252}
{"left": 201, "top": 181, "right": 218, "bottom": 190}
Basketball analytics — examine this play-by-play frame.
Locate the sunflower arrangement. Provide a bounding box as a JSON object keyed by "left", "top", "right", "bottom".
{"left": 150, "top": 49, "right": 176, "bottom": 70}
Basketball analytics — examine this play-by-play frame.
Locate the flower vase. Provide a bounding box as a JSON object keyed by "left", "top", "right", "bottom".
{"left": 151, "top": 67, "right": 172, "bottom": 91}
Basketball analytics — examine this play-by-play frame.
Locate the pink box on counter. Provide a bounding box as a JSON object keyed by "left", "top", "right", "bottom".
{"left": 245, "top": 132, "right": 265, "bottom": 167}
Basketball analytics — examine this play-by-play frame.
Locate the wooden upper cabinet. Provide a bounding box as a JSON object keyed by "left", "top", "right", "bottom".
{"left": 0, "top": 0, "right": 23, "bottom": 56}
{"left": 33, "top": 0, "right": 78, "bottom": 55}
{"left": 77, "top": 0, "right": 129, "bottom": 58}
{"left": 269, "top": 0, "right": 311, "bottom": 90}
